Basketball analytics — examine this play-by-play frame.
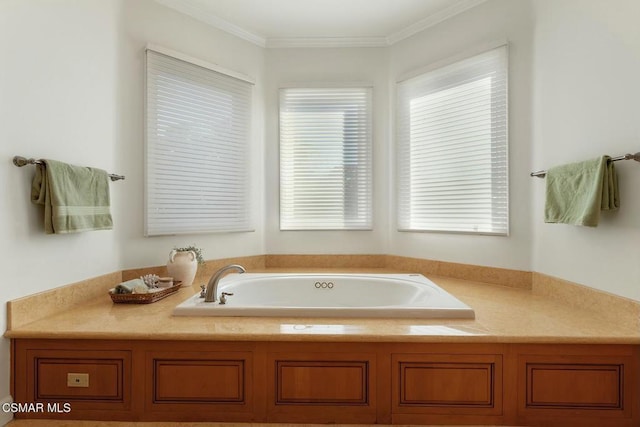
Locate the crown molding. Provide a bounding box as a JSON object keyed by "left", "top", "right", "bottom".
{"left": 155, "top": 0, "right": 487, "bottom": 49}
{"left": 267, "top": 36, "right": 388, "bottom": 49}
{"left": 387, "top": 0, "right": 488, "bottom": 45}
{"left": 154, "top": 0, "right": 267, "bottom": 47}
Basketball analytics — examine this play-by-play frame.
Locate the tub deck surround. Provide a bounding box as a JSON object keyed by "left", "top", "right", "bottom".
{"left": 8, "top": 262, "right": 640, "bottom": 426}
{"left": 5, "top": 269, "right": 640, "bottom": 343}
{"left": 532, "top": 272, "right": 640, "bottom": 331}
{"left": 7, "top": 271, "right": 122, "bottom": 330}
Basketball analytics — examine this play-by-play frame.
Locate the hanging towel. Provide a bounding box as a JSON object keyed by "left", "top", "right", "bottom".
{"left": 544, "top": 156, "right": 619, "bottom": 227}
{"left": 30, "top": 159, "right": 113, "bottom": 234}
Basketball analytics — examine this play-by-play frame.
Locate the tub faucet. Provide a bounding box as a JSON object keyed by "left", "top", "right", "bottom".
{"left": 204, "top": 264, "right": 246, "bottom": 303}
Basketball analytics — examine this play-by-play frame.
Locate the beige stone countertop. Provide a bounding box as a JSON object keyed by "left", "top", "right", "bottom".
{"left": 5, "top": 268, "right": 640, "bottom": 344}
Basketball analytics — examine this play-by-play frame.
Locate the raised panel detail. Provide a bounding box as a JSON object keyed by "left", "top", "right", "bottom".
{"left": 36, "top": 358, "right": 123, "bottom": 401}
{"left": 400, "top": 362, "right": 494, "bottom": 407}
{"left": 526, "top": 363, "right": 622, "bottom": 409}
{"left": 276, "top": 361, "right": 368, "bottom": 405}
{"left": 391, "top": 353, "right": 503, "bottom": 418}
{"left": 154, "top": 359, "right": 245, "bottom": 403}
{"left": 144, "top": 349, "right": 257, "bottom": 421}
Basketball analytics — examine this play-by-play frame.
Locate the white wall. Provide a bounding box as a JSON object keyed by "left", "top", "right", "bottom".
{"left": 530, "top": 0, "right": 640, "bottom": 300}
{"left": 387, "top": 0, "right": 535, "bottom": 270}
{"left": 116, "top": 0, "right": 266, "bottom": 268}
{"left": 0, "top": 0, "right": 122, "bottom": 406}
{"left": 264, "top": 48, "right": 390, "bottom": 254}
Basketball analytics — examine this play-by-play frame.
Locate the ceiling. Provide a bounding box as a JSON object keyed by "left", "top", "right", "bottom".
{"left": 154, "top": 0, "right": 487, "bottom": 48}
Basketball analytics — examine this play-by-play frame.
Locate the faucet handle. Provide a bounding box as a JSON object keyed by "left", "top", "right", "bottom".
{"left": 219, "top": 292, "right": 234, "bottom": 305}
{"left": 199, "top": 284, "right": 206, "bottom": 298}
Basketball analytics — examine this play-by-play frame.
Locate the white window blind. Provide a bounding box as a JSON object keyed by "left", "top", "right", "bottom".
{"left": 145, "top": 48, "right": 253, "bottom": 236}
{"left": 280, "top": 88, "right": 372, "bottom": 230}
{"left": 397, "top": 45, "right": 508, "bottom": 235}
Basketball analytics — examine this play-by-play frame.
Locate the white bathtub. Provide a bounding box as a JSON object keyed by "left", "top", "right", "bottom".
{"left": 173, "top": 273, "right": 475, "bottom": 319}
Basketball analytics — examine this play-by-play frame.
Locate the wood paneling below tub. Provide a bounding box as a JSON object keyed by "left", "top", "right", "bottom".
{"left": 11, "top": 340, "right": 640, "bottom": 426}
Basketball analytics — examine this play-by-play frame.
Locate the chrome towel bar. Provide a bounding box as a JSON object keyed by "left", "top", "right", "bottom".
{"left": 12, "top": 156, "right": 125, "bottom": 181}
{"left": 530, "top": 152, "right": 640, "bottom": 178}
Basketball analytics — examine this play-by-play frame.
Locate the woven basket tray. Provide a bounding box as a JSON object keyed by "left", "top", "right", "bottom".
{"left": 109, "top": 281, "right": 182, "bottom": 304}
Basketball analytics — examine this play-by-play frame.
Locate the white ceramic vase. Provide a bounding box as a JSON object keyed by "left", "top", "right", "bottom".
{"left": 166, "top": 250, "right": 198, "bottom": 287}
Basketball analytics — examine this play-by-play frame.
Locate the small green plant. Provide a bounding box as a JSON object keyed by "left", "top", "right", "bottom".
{"left": 174, "top": 245, "right": 205, "bottom": 265}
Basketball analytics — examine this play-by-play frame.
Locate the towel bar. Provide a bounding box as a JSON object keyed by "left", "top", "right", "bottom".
{"left": 530, "top": 152, "right": 640, "bottom": 178}
{"left": 12, "top": 156, "right": 125, "bottom": 181}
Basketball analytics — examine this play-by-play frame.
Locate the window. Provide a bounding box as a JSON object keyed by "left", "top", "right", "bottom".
{"left": 397, "top": 45, "right": 508, "bottom": 235}
{"left": 279, "top": 87, "right": 372, "bottom": 230}
{"left": 145, "top": 47, "right": 253, "bottom": 236}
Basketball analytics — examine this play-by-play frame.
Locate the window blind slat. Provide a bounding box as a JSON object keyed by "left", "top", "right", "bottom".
{"left": 397, "top": 45, "right": 508, "bottom": 235}
{"left": 279, "top": 88, "right": 372, "bottom": 231}
{"left": 145, "top": 49, "right": 253, "bottom": 236}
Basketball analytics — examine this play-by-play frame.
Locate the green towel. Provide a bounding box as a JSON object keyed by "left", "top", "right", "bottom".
{"left": 31, "top": 159, "right": 113, "bottom": 234}
{"left": 544, "top": 156, "right": 619, "bottom": 227}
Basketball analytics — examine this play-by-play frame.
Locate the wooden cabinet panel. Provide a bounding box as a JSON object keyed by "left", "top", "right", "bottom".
{"left": 401, "top": 361, "right": 493, "bottom": 406}
{"left": 392, "top": 353, "right": 502, "bottom": 417}
{"left": 13, "top": 345, "right": 133, "bottom": 419}
{"left": 526, "top": 363, "right": 622, "bottom": 409}
{"left": 154, "top": 359, "right": 244, "bottom": 403}
{"left": 36, "top": 358, "right": 123, "bottom": 401}
{"left": 145, "top": 350, "right": 256, "bottom": 421}
{"left": 26, "top": 349, "right": 130, "bottom": 409}
{"left": 276, "top": 360, "right": 368, "bottom": 404}
{"left": 267, "top": 349, "right": 377, "bottom": 424}
{"left": 517, "top": 349, "right": 636, "bottom": 425}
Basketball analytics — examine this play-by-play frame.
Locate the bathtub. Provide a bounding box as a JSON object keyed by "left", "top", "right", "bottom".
{"left": 173, "top": 273, "right": 475, "bottom": 319}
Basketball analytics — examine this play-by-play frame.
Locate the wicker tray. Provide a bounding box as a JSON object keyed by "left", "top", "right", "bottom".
{"left": 109, "top": 281, "right": 182, "bottom": 304}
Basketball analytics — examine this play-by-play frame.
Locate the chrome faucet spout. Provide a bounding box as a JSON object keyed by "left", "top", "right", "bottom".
{"left": 204, "top": 264, "right": 246, "bottom": 303}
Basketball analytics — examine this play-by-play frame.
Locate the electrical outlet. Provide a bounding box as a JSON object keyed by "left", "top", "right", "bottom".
{"left": 67, "top": 373, "right": 89, "bottom": 388}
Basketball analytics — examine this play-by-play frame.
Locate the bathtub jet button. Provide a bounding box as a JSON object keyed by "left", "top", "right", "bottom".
{"left": 314, "top": 281, "right": 334, "bottom": 289}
